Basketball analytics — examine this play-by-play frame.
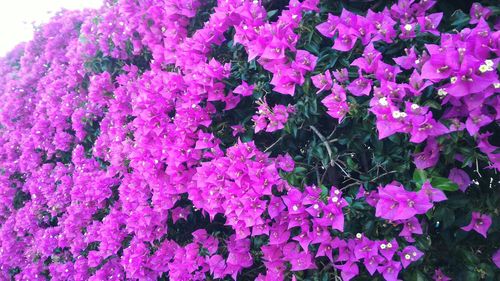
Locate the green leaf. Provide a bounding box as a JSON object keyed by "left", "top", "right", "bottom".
{"left": 320, "top": 185, "right": 329, "bottom": 200}
{"left": 430, "top": 176, "right": 459, "bottom": 191}
{"left": 413, "top": 169, "right": 427, "bottom": 187}
{"left": 424, "top": 99, "right": 442, "bottom": 110}
{"left": 450, "top": 10, "right": 471, "bottom": 30}
{"left": 267, "top": 10, "right": 278, "bottom": 20}
{"left": 293, "top": 167, "right": 308, "bottom": 174}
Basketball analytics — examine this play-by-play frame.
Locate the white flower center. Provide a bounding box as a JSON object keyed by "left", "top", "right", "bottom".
{"left": 379, "top": 97, "right": 388, "bottom": 106}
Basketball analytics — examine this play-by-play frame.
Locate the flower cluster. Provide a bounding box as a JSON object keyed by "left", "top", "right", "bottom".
{"left": 253, "top": 100, "right": 295, "bottom": 133}
{"left": 0, "top": 0, "right": 498, "bottom": 280}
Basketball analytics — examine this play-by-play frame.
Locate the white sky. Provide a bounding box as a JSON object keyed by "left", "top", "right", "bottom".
{"left": 0, "top": 0, "right": 102, "bottom": 56}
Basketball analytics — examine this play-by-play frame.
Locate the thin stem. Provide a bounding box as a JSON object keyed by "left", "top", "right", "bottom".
{"left": 310, "top": 125, "right": 333, "bottom": 167}
{"left": 371, "top": 170, "right": 397, "bottom": 182}
{"left": 264, "top": 136, "right": 284, "bottom": 153}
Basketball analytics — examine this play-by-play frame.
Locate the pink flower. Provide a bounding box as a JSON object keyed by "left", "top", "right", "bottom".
{"left": 231, "top": 124, "right": 245, "bottom": 137}
{"left": 283, "top": 242, "right": 317, "bottom": 271}
{"left": 233, "top": 81, "right": 255, "bottom": 97}
{"left": 413, "top": 138, "right": 440, "bottom": 169}
{"left": 311, "top": 70, "right": 333, "bottom": 93}
{"left": 433, "top": 268, "right": 451, "bottom": 281}
{"left": 335, "top": 261, "right": 359, "bottom": 281}
{"left": 378, "top": 260, "right": 402, "bottom": 281}
{"left": 294, "top": 50, "right": 317, "bottom": 73}
{"left": 276, "top": 154, "right": 294, "bottom": 172}
{"left": 332, "top": 26, "right": 358, "bottom": 51}
{"left": 322, "top": 83, "right": 349, "bottom": 122}
{"left": 347, "top": 75, "right": 372, "bottom": 96}
{"left": 394, "top": 47, "right": 419, "bottom": 70}
{"left": 461, "top": 211, "right": 492, "bottom": 238}
{"left": 420, "top": 181, "right": 447, "bottom": 203}
{"left": 332, "top": 68, "right": 349, "bottom": 83}
{"left": 375, "top": 182, "right": 433, "bottom": 221}
{"left": 399, "top": 246, "right": 424, "bottom": 268}
{"left": 399, "top": 217, "right": 423, "bottom": 241}
{"left": 470, "top": 3, "right": 492, "bottom": 24}
{"left": 493, "top": 249, "right": 500, "bottom": 268}
{"left": 269, "top": 223, "right": 291, "bottom": 245}
{"left": 448, "top": 168, "right": 471, "bottom": 192}
{"left": 379, "top": 239, "right": 398, "bottom": 260}
{"left": 417, "top": 13, "right": 442, "bottom": 36}
{"left": 409, "top": 113, "right": 448, "bottom": 144}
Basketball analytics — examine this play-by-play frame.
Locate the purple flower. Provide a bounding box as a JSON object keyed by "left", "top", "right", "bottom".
{"left": 379, "top": 239, "right": 398, "bottom": 260}
{"left": 413, "top": 138, "right": 440, "bottom": 169}
{"left": 316, "top": 13, "right": 339, "bottom": 38}
{"left": 394, "top": 47, "right": 419, "bottom": 70}
{"left": 311, "top": 70, "right": 333, "bottom": 93}
{"left": 352, "top": 43, "right": 382, "bottom": 74}
{"left": 461, "top": 211, "right": 492, "bottom": 238}
{"left": 378, "top": 260, "right": 402, "bottom": 281}
{"left": 407, "top": 70, "right": 433, "bottom": 96}
{"left": 409, "top": 113, "right": 448, "bottom": 144}
{"left": 420, "top": 181, "right": 447, "bottom": 203}
{"left": 399, "top": 246, "right": 424, "bottom": 268}
{"left": 294, "top": 50, "right": 317, "bottom": 73}
{"left": 282, "top": 189, "right": 305, "bottom": 215}
{"left": 315, "top": 204, "right": 344, "bottom": 232}
{"left": 465, "top": 109, "right": 493, "bottom": 136}
{"left": 420, "top": 45, "right": 460, "bottom": 81}
{"left": 322, "top": 83, "right": 349, "bottom": 122}
{"left": 282, "top": 242, "right": 317, "bottom": 271}
{"left": 208, "top": 255, "right": 226, "bottom": 279}
{"left": 433, "top": 268, "right": 451, "bottom": 281}
{"left": 399, "top": 217, "right": 423, "bottom": 240}
{"left": 334, "top": 261, "right": 359, "bottom": 281}
{"left": 375, "top": 182, "right": 433, "bottom": 221}
{"left": 353, "top": 236, "right": 379, "bottom": 260}
{"left": 231, "top": 124, "right": 245, "bottom": 137}
{"left": 347, "top": 75, "right": 372, "bottom": 96}
{"left": 417, "top": 12, "right": 442, "bottom": 36}
{"left": 332, "top": 27, "right": 358, "bottom": 51}
{"left": 364, "top": 255, "right": 384, "bottom": 275}
{"left": 332, "top": 68, "right": 349, "bottom": 83}
{"left": 276, "top": 154, "right": 295, "bottom": 172}
{"left": 470, "top": 3, "right": 492, "bottom": 24}
{"left": 269, "top": 223, "right": 291, "bottom": 245}
{"left": 233, "top": 81, "right": 255, "bottom": 97}
{"left": 493, "top": 249, "right": 500, "bottom": 268}
{"left": 448, "top": 168, "right": 471, "bottom": 192}
{"left": 315, "top": 240, "right": 334, "bottom": 262}
{"left": 268, "top": 196, "right": 286, "bottom": 219}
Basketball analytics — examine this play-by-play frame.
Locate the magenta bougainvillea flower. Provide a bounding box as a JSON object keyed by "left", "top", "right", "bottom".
{"left": 420, "top": 181, "right": 447, "bottom": 203}
{"left": 413, "top": 138, "right": 440, "bottom": 169}
{"left": 253, "top": 100, "right": 294, "bottom": 133}
{"left": 434, "top": 268, "right": 451, "bottom": 281}
{"left": 233, "top": 81, "right": 255, "bottom": 97}
{"left": 448, "top": 168, "right": 472, "bottom": 192}
{"left": 375, "top": 182, "right": 434, "bottom": 221}
{"left": 322, "top": 83, "right": 349, "bottom": 122}
{"left": 493, "top": 249, "right": 500, "bottom": 268}
{"left": 399, "top": 246, "right": 424, "bottom": 268}
{"left": 461, "top": 212, "right": 492, "bottom": 238}
{"left": 0, "top": 0, "right": 498, "bottom": 280}
{"left": 311, "top": 70, "right": 333, "bottom": 93}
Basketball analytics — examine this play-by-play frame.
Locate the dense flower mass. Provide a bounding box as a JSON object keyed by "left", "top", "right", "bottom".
{"left": 0, "top": 0, "right": 499, "bottom": 280}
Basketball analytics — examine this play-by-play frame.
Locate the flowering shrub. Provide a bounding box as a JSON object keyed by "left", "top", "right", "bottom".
{"left": 0, "top": 0, "right": 499, "bottom": 280}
